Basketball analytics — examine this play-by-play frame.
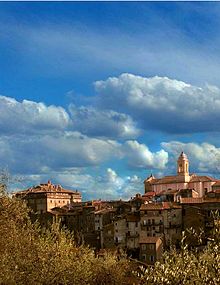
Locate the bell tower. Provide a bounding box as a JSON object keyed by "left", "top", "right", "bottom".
{"left": 177, "top": 152, "right": 190, "bottom": 181}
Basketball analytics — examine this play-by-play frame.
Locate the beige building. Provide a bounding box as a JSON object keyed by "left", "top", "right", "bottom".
{"left": 140, "top": 202, "right": 182, "bottom": 247}
{"left": 144, "top": 152, "right": 219, "bottom": 198}
{"left": 14, "top": 180, "right": 81, "bottom": 213}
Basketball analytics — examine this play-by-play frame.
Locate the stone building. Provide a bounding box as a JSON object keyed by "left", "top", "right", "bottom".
{"left": 14, "top": 180, "right": 81, "bottom": 213}
{"left": 140, "top": 202, "right": 182, "bottom": 247}
{"left": 139, "top": 236, "right": 163, "bottom": 265}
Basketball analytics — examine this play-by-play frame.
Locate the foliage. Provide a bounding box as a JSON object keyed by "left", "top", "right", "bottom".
{"left": 138, "top": 218, "right": 220, "bottom": 285}
{"left": 0, "top": 184, "right": 130, "bottom": 285}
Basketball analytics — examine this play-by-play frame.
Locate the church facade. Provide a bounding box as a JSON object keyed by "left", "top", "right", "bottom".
{"left": 144, "top": 152, "right": 220, "bottom": 198}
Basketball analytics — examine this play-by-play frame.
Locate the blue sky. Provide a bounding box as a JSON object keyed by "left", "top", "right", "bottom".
{"left": 1, "top": 2, "right": 220, "bottom": 200}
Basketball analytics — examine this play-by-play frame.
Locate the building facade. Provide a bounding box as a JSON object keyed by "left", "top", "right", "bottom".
{"left": 14, "top": 180, "right": 81, "bottom": 213}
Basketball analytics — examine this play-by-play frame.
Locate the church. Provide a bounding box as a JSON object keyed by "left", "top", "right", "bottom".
{"left": 144, "top": 152, "right": 220, "bottom": 199}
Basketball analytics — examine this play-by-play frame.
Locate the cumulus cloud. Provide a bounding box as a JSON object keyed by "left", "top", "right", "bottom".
{"left": 0, "top": 96, "right": 70, "bottom": 134}
{"left": 95, "top": 73, "right": 220, "bottom": 134}
{"left": 162, "top": 141, "right": 220, "bottom": 174}
{"left": 0, "top": 132, "right": 121, "bottom": 174}
{"left": 69, "top": 104, "right": 140, "bottom": 139}
{"left": 122, "top": 140, "right": 168, "bottom": 169}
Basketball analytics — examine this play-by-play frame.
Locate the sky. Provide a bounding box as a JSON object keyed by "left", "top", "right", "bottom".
{"left": 1, "top": 2, "right": 220, "bottom": 200}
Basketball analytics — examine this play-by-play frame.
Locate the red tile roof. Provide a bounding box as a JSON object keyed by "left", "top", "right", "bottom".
{"left": 180, "top": 197, "right": 220, "bottom": 204}
{"left": 140, "top": 202, "right": 181, "bottom": 211}
{"left": 139, "top": 236, "right": 162, "bottom": 244}
{"left": 15, "top": 181, "right": 81, "bottom": 196}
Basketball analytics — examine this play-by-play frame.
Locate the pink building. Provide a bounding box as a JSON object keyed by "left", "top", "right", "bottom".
{"left": 144, "top": 152, "right": 219, "bottom": 198}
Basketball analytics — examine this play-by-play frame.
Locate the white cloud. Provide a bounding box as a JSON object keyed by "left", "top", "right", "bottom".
{"left": 0, "top": 132, "right": 121, "bottom": 174}
{"left": 69, "top": 104, "right": 140, "bottom": 139}
{"left": 95, "top": 73, "right": 220, "bottom": 133}
{"left": 122, "top": 140, "right": 168, "bottom": 169}
{"left": 162, "top": 141, "right": 220, "bottom": 174}
{"left": 0, "top": 96, "right": 70, "bottom": 134}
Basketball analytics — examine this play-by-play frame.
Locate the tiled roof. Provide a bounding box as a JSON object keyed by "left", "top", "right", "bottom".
{"left": 212, "top": 181, "right": 220, "bottom": 187}
{"left": 189, "top": 175, "right": 217, "bottom": 183}
{"left": 140, "top": 202, "right": 181, "bottom": 211}
{"left": 142, "top": 192, "right": 156, "bottom": 197}
{"left": 145, "top": 174, "right": 218, "bottom": 185}
{"left": 15, "top": 181, "right": 81, "bottom": 196}
{"left": 180, "top": 197, "right": 220, "bottom": 204}
{"left": 148, "top": 176, "right": 185, "bottom": 185}
{"left": 139, "top": 236, "right": 161, "bottom": 244}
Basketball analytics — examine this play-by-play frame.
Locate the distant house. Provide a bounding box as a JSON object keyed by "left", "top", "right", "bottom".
{"left": 14, "top": 180, "right": 81, "bottom": 213}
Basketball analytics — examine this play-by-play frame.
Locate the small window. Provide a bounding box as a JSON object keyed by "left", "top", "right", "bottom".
{"left": 150, "top": 255, "right": 155, "bottom": 262}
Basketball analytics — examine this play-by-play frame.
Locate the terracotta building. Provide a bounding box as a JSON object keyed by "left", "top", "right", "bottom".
{"left": 144, "top": 152, "right": 219, "bottom": 198}
{"left": 14, "top": 180, "right": 81, "bottom": 213}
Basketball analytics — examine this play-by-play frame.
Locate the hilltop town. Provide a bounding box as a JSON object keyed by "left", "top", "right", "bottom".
{"left": 15, "top": 152, "right": 220, "bottom": 265}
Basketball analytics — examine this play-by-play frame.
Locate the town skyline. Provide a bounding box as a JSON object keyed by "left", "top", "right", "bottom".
{"left": 1, "top": 2, "right": 220, "bottom": 200}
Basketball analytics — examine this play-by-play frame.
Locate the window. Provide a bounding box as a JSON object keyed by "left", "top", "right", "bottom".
{"left": 150, "top": 255, "right": 155, "bottom": 262}
{"left": 135, "top": 222, "right": 138, "bottom": 227}
{"left": 142, "top": 254, "right": 146, "bottom": 261}
{"left": 126, "top": 222, "right": 129, "bottom": 228}
{"left": 152, "top": 219, "right": 155, "bottom": 225}
{"left": 141, "top": 244, "right": 146, "bottom": 250}
{"left": 153, "top": 226, "right": 155, "bottom": 230}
